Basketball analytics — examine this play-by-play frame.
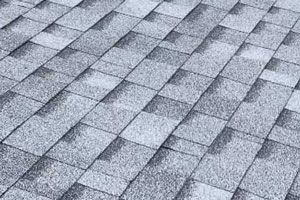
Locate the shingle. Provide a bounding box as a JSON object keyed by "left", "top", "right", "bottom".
{"left": 0, "top": 1, "right": 28, "bottom": 20}
{"left": 0, "top": 75, "right": 18, "bottom": 95}
{"left": 182, "top": 40, "right": 238, "bottom": 78}
{"left": 154, "top": 1, "right": 194, "bottom": 19}
{"left": 0, "top": 91, "right": 42, "bottom": 140}
{"left": 236, "top": 43, "right": 274, "bottom": 62}
{"left": 263, "top": 6, "right": 299, "bottom": 28}
{"left": 126, "top": 59, "right": 178, "bottom": 90}
{"left": 48, "top": 0, "right": 82, "bottom": 7}
{"left": 207, "top": 25, "right": 248, "bottom": 46}
{"left": 269, "top": 109, "right": 300, "bottom": 149}
{"left": 115, "top": 0, "right": 159, "bottom": 18}
{"left": 175, "top": 4, "right": 227, "bottom": 37}
{"left": 173, "top": 110, "right": 226, "bottom": 145}
{"left": 24, "top": 1, "right": 70, "bottom": 24}
{"left": 144, "top": 95, "right": 192, "bottom": 121}
{"left": 4, "top": 16, "right": 47, "bottom": 37}
{"left": 193, "top": 128, "right": 262, "bottom": 192}
{"left": 44, "top": 48, "right": 97, "bottom": 77}
{"left": 290, "top": 173, "right": 300, "bottom": 197}
{"left": 91, "top": 137, "right": 155, "bottom": 180}
{"left": 221, "top": 56, "right": 266, "bottom": 85}
{"left": 159, "top": 69, "right": 213, "bottom": 104}
{"left": 12, "top": 67, "right": 73, "bottom": 103}
{"left": 47, "top": 123, "right": 116, "bottom": 169}
{"left": 120, "top": 112, "right": 178, "bottom": 148}
{"left": 0, "top": 56, "right": 40, "bottom": 81}
{"left": 240, "top": 0, "right": 275, "bottom": 10}
{"left": 0, "top": 144, "right": 39, "bottom": 193}
{"left": 176, "top": 180, "right": 233, "bottom": 200}
{"left": 31, "top": 24, "right": 81, "bottom": 50}
{"left": 66, "top": 69, "right": 122, "bottom": 100}
{"left": 1, "top": 187, "right": 51, "bottom": 200}
{"left": 101, "top": 81, "right": 156, "bottom": 112}
{"left": 4, "top": 91, "right": 97, "bottom": 155}
{"left": 121, "top": 148, "right": 199, "bottom": 200}
{"left": 0, "top": 29, "right": 29, "bottom": 51}
{"left": 0, "top": 49, "right": 9, "bottom": 60}
{"left": 195, "top": 76, "right": 250, "bottom": 120}
{"left": 220, "top": 3, "right": 266, "bottom": 33}
{"left": 56, "top": 7, "right": 103, "bottom": 31}
{"left": 16, "top": 157, "right": 83, "bottom": 199}
{"left": 82, "top": 103, "right": 138, "bottom": 134}
{"left": 246, "top": 22, "right": 289, "bottom": 50}
{"left": 91, "top": 60, "right": 131, "bottom": 78}
{"left": 115, "top": 31, "right": 160, "bottom": 55}
{"left": 275, "top": 0, "right": 300, "bottom": 13}
{"left": 228, "top": 79, "right": 292, "bottom": 138}
{"left": 162, "top": 135, "right": 207, "bottom": 158}
{"left": 78, "top": 170, "right": 129, "bottom": 196}
{"left": 240, "top": 140, "right": 300, "bottom": 199}
{"left": 133, "top": 11, "right": 180, "bottom": 39}
{"left": 159, "top": 31, "right": 203, "bottom": 54}
{"left": 286, "top": 90, "right": 300, "bottom": 113}
{"left": 11, "top": 42, "right": 58, "bottom": 65}
{"left": 232, "top": 188, "right": 266, "bottom": 200}
{"left": 146, "top": 47, "right": 189, "bottom": 67}
{"left": 60, "top": 183, "right": 118, "bottom": 200}
{"left": 202, "top": 0, "right": 238, "bottom": 10}
{"left": 101, "top": 47, "right": 145, "bottom": 69}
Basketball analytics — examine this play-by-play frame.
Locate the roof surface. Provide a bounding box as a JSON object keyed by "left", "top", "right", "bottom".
{"left": 1, "top": 0, "right": 300, "bottom": 199}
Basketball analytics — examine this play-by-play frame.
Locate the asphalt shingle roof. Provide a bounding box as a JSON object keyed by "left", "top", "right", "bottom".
{"left": 1, "top": 0, "right": 300, "bottom": 199}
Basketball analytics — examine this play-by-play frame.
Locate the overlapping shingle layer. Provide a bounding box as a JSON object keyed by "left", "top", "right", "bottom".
{"left": 1, "top": 0, "right": 300, "bottom": 199}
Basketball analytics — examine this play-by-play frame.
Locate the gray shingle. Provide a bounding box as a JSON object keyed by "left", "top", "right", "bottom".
{"left": 240, "top": 140, "right": 300, "bottom": 199}
{"left": 263, "top": 6, "right": 299, "bottom": 28}
{"left": 182, "top": 40, "right": 238, "bottom": 78}
{"left": 162, "top": 135, "right": 207, "bottom": 158}
{"left": 1, "top": 187, "right": 51, "bottom": 200}
{"left": 16, "top": 157, "right": 83, "bottom": 199}
{"left": 121, "top": 148, "right": 199, "bottom": 200}
{"left": 0, "top": 91, "right": 42, "bottom": 140}
{"left": 175, "top": 4, "right": 227, "bottom": 37}
{"left": 91, "top": 60, "right": 131, "bottom": 78}
{"left": 66, "top": 69, "right": 122, "bottom": 100}
{"left": 126, "top": 59, "right": 178, "bottom": 90}
{"left": 47, "top": 123, "right": 116, "bottom": 169}
{"left": 286, "top": 90, "right": 300, "bottom": 113}
{"left": 228, "top": 79, "right": 292, "bottom": 138}
{"left": 159, "top": 69, "right": 213, "bottom": 104}
{"left": 146, "top": 46, "right": 189, "bottom": 67}
{"left": 4, "top": 91, "right": 97, "bottom": 155}
{"left": 241, "top": 0, "right": 275, "bottom": 10}
{"left": 101, "top": 81, "right": 156, "bottom": 112}
{"left": 12, "top": 67, "right": 73, "bottom": 103}
{"left": 60, "top": 183, "right": 118, "bottom": 200}
{"left": 0, "top": 29, "right": 29, "bottom": 51}
{"left": 232, "top": 188, "right": 266, "bottom": 200}
{"left": 202, "top": 0, "right": 238, "bottom": 10}
{"left": 195, "top": 76, "right": 250, "bottom": 120}
{"left": 133, "top": 11, "right": 180, "bottom": 39}
{"left": 275, "top": 0, "right": 300, "bottom": 13}
{"left": 44, "top": 48, "right": 98, "bottom": 77}
{"left": 82, "top": 102, "right": 138, "bottom": 134}
{"left": 143, "top": 95, "right": 192, "bottom": 121}
{"left": 120, "top": 112, "right": 178, "bottom": 148}
{"left": 91, "top": 137, "right": 155, "bottom": 180}
{"left": 11, "top": 42, "right": 58, "bottom": 65}
{"left": 173, "top": 110, "right": 226, "bottom": 145}
{"left": 176, "top": 180, "right": 233, "bottom": 200}
{"left": 220, "top": 3, "right": 266, "bottom": 33}
{"left": 154, "top": 1, "right": 194, "bottom": 19}
{"left": 78, "top": 169, "right": 129, "bottom": 196}
{"left": 24, "top": 1, "right": 70, "bottom": 24}
{"left": 0, "top": 144, "right": 39, "bottom": 193}
{"left": 0, "top": 75, "right": 18, "bottom": 95}
{"left": 159, "top": 31, "right": 203, "bottom": 54}
{"left": 115, "top": 0, "right": 159, "bottom": 18}
{"left": 193, "top": 128, "right": 261, "bottom": 192}
{"left": 0, "top": 56, "right": 40, "bottom": 81}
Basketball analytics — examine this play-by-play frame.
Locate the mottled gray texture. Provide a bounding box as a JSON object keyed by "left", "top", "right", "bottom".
{"left": 1, "top": 0, "right": 300, "bottom": 199}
